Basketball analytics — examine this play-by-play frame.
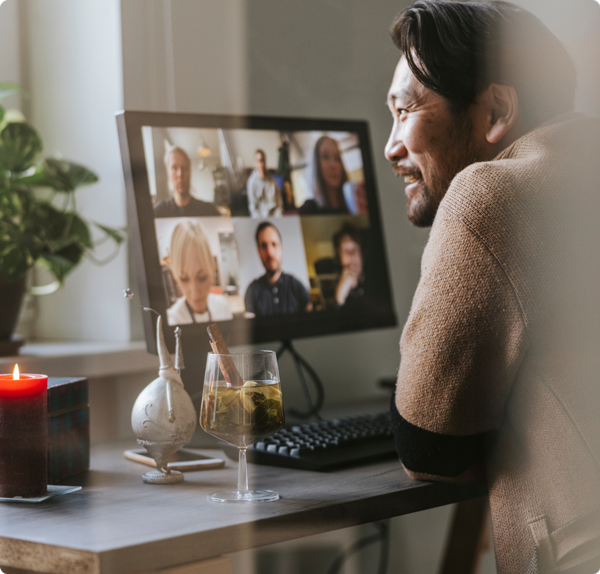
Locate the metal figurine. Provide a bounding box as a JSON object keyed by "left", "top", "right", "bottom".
{"left": 130, "top": 312, "right": 197, "bottom": 484}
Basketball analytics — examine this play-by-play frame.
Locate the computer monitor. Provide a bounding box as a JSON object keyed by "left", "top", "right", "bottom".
{"left": 117, "top": 111, "right": 396, "bottom": 388}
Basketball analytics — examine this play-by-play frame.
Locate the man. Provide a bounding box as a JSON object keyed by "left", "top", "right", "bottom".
{"left": 245, "top": 222, "right": 312, "bottom": 316}
{"left": 386, "top": 2, "right": 600, "bottom": 574}
{"left": 247, "top": 149, "right": 283, "bottom": 218}
{"left": 154, "top": 146, "right": 221, "bottom": 217}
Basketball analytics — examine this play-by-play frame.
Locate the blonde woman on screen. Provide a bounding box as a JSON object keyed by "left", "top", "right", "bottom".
{"left": 166, "top": 220, "right": 233, "bottom": 325}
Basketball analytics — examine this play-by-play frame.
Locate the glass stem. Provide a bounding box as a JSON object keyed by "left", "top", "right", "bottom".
{"left": 238, "top": 447, "right": 248, "bottom": 494}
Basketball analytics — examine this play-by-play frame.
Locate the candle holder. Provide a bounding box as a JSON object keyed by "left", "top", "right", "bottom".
{"left": 0, "top": 485, "right": 82, "bottom": 504}
{"left": 131, "top": 314, "right": 197, "bottom": 484}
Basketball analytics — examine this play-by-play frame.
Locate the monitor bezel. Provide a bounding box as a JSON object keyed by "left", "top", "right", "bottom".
{"left": 116, "top": 110, "right": 397, "bottom": 354}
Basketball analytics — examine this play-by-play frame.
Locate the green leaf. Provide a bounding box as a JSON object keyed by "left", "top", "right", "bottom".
{"left": 15, "top": 158, "right": 98, "bottom": 192}
{"left": 0, "top": 122, "right": 43, "bottom": 172}
{"left": 69, "top": 213, "right": 93, "bottom": 248}
{"left": 0, "top": 83, "right": 25, "bottom": 101}
{"left": 0, "top": 106, "right": 4, "bottom": 126}
{"left": 39, "top": 245, "right": 84, "bottom": 283}
{"left": 32, "top": 203, "right": 91, "bottom": 250}
{"left": 0, "top": 202, "right": 45, "bottom": 281}
{"left": 92, "top": 221, "right": 125, "bottom": 245}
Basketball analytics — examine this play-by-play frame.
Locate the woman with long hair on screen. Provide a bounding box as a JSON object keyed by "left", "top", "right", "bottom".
{"left": 299, "top": 135, "right": 368, "bottom": 215}
{"left": 166, "top": 220, "right": 233, "bottom": 325}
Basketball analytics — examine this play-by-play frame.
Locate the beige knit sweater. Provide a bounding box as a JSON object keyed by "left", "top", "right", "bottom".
{"left": 394, "top": 113, "right": 600, "bottom": 574}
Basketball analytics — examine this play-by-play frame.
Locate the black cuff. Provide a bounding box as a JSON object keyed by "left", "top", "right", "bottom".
{"left": 390, "top": 390, "right": 494, "bottom": 477}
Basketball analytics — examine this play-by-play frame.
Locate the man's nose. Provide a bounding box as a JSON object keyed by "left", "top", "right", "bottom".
{"left": 384, "top": 127, "right": 407, "bottom": 163}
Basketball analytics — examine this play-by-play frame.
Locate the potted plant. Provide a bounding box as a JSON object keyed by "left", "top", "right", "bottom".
{"left": 0, "top": 83, "right": 125, "bottom": 354}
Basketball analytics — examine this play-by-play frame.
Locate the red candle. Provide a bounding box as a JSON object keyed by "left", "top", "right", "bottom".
{"left": 0, "top": 365, "right": 48, "bottom": 498}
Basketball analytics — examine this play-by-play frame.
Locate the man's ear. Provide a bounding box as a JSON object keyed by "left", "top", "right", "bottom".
{"left": 483, "top": 84, "right": 519, "bottom": 145}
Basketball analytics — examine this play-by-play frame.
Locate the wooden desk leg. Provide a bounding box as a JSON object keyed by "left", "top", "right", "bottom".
{"left": 152, "top": 556, "right": 233, "bottom": 574}
{"left": 438, "top": 496, "right": 491, "bottom": 574}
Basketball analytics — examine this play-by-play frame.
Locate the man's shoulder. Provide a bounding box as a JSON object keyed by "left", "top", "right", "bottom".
{"left": 153, "top": 198, "right": 175, "bottom": 217}
{"left": 189, "top": 197, "right": 220, "bottom": 215}
{"left": 247, "top": 275, "right": 267, "bottom": 291}
{"left": 280, "top": 272, "right": 307, "bottom": 292}
{"left": 441, "top": 160, "right": 519, "bottom": 222}
{"left": 444, "top": 113, "right": 600, "bottom": 221}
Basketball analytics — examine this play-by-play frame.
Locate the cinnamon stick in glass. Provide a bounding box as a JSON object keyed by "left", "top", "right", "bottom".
{"left": 206, "top": 324, "right": 244, "bottom": 387}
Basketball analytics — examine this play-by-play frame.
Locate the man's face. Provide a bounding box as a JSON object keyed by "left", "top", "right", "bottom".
{"left": 385, "top": 57, "right": 482, "bottom": 227}
{"left": 167, "top": 151, "right": 191, "bottom": 200}
{"left": 256, "top": 152, "right": 266, "bottom": 179}
{"left": 257, "top": 226, "right": 282, "bottom": 276}
{"left": 339, "top": 236, "right": 362, "bottom": 276}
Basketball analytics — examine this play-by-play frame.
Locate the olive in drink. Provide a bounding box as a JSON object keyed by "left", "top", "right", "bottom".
{"left": 200, "top": 380, "right": 284, "bottom": 448}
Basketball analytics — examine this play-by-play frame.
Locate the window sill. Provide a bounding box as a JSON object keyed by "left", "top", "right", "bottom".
{"left": 0, "top": 340, "right": 158, "bottom": 379}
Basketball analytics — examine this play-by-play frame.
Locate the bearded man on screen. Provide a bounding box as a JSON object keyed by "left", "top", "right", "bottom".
{"left": 386, "top": 2, "right": 600, "bottom": 573}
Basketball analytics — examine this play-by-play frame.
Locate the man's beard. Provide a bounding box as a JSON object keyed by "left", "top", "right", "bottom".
{"left": 402, "top": 113, "right": 482, "bottom": 228}
{"left": 265, "top": 265, "right": 280, "bottom": 278}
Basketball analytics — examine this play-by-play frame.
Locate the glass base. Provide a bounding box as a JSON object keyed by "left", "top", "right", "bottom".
{"left": 208, "top": 489, "right": 279, "bottom": 503}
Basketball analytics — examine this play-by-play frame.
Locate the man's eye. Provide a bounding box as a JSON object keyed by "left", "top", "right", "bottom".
{"left": 396, "top": 108, "right": 408, "bottom": 118}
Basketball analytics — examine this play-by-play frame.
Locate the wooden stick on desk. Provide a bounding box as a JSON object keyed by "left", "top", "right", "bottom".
{"left": 206, "top": 324, "right": 243, "bottom": 387}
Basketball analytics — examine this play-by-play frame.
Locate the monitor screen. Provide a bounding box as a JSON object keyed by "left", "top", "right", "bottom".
{"left": 117, "top": 112, "right": 396, "bottom": 354}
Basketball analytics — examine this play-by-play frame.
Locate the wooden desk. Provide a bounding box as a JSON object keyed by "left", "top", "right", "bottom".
{"left": 0, "top": 441, "right": 486, "bottom": 574}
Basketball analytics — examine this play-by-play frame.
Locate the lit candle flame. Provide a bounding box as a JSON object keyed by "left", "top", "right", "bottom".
{"left": 13, "top": 364, "right": 20, "bottom": 380}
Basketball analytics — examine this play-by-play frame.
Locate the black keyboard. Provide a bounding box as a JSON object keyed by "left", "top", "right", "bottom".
{"left": 221, "top": 412, "right": 397, "bottom": 471}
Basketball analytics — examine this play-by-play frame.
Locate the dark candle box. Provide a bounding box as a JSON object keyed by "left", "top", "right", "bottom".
{"left": 47, "top": 377, "right": 89, "bottom": 484}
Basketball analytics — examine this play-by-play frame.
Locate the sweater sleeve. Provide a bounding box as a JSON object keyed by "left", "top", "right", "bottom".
{"left": 392, "top": 207, "right": 529, "bottom": 480}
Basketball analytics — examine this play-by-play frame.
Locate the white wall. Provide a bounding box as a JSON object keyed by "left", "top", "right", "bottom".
{"left": 121, "top": 0, "right": 248, "bottom": 114}
{"left": 18, "top": 0, "right": 129, "bottom": 341}
{"left": 516, "top": 0, "right": 600, "bottom": 117}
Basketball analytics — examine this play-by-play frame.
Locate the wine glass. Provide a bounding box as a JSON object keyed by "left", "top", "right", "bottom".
{"left": 200, "top": 350, "right": 284, "bottom": 503}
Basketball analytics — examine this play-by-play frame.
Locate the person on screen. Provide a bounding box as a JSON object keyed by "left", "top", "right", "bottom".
{"left": 299, "top": 136, "right": 368, "bottom": 216}
{"left": 247, "top": 149, "right": 283, "bottom": 218}
{"left": 166, "top": 220, "right": 233, "bottom": 325}
{"left": 333, "top": 224, "right": 370, "bottom": 311}
{"left": 244, "top": 222, "right": 312, "bottom": 316}
{"left": 154, "top": 146, "right": 221, "bottom": 218}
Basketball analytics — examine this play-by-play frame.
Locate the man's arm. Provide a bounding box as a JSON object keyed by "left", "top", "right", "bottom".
{"left": 393, "top": 207, "right": 529, "bottom": 482}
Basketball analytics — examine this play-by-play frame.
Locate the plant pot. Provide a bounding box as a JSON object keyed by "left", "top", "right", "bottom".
{"left": 0, "top": 273, "right": 27, "bottom": 355}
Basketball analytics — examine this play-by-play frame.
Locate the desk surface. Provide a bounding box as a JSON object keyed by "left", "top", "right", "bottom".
{"left": 0, "top": 440, "right": 486, "bottom": 574}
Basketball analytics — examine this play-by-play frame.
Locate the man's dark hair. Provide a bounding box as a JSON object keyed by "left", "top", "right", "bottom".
{"left": 391, "top": 1, "right": 576, "bottom": 129}
{"left": 255, "top": 221, "right": 281, "bottom": 245}
{"left": 333, "top": 224, "right": 362, "bottom": 255}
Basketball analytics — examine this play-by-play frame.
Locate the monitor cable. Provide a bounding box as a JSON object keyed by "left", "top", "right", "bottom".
{"left": 326, "top": 520, "right": 390, "bottom": 574}
{"left": 276, "top": 340, "right": 325, "bottom": 421}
